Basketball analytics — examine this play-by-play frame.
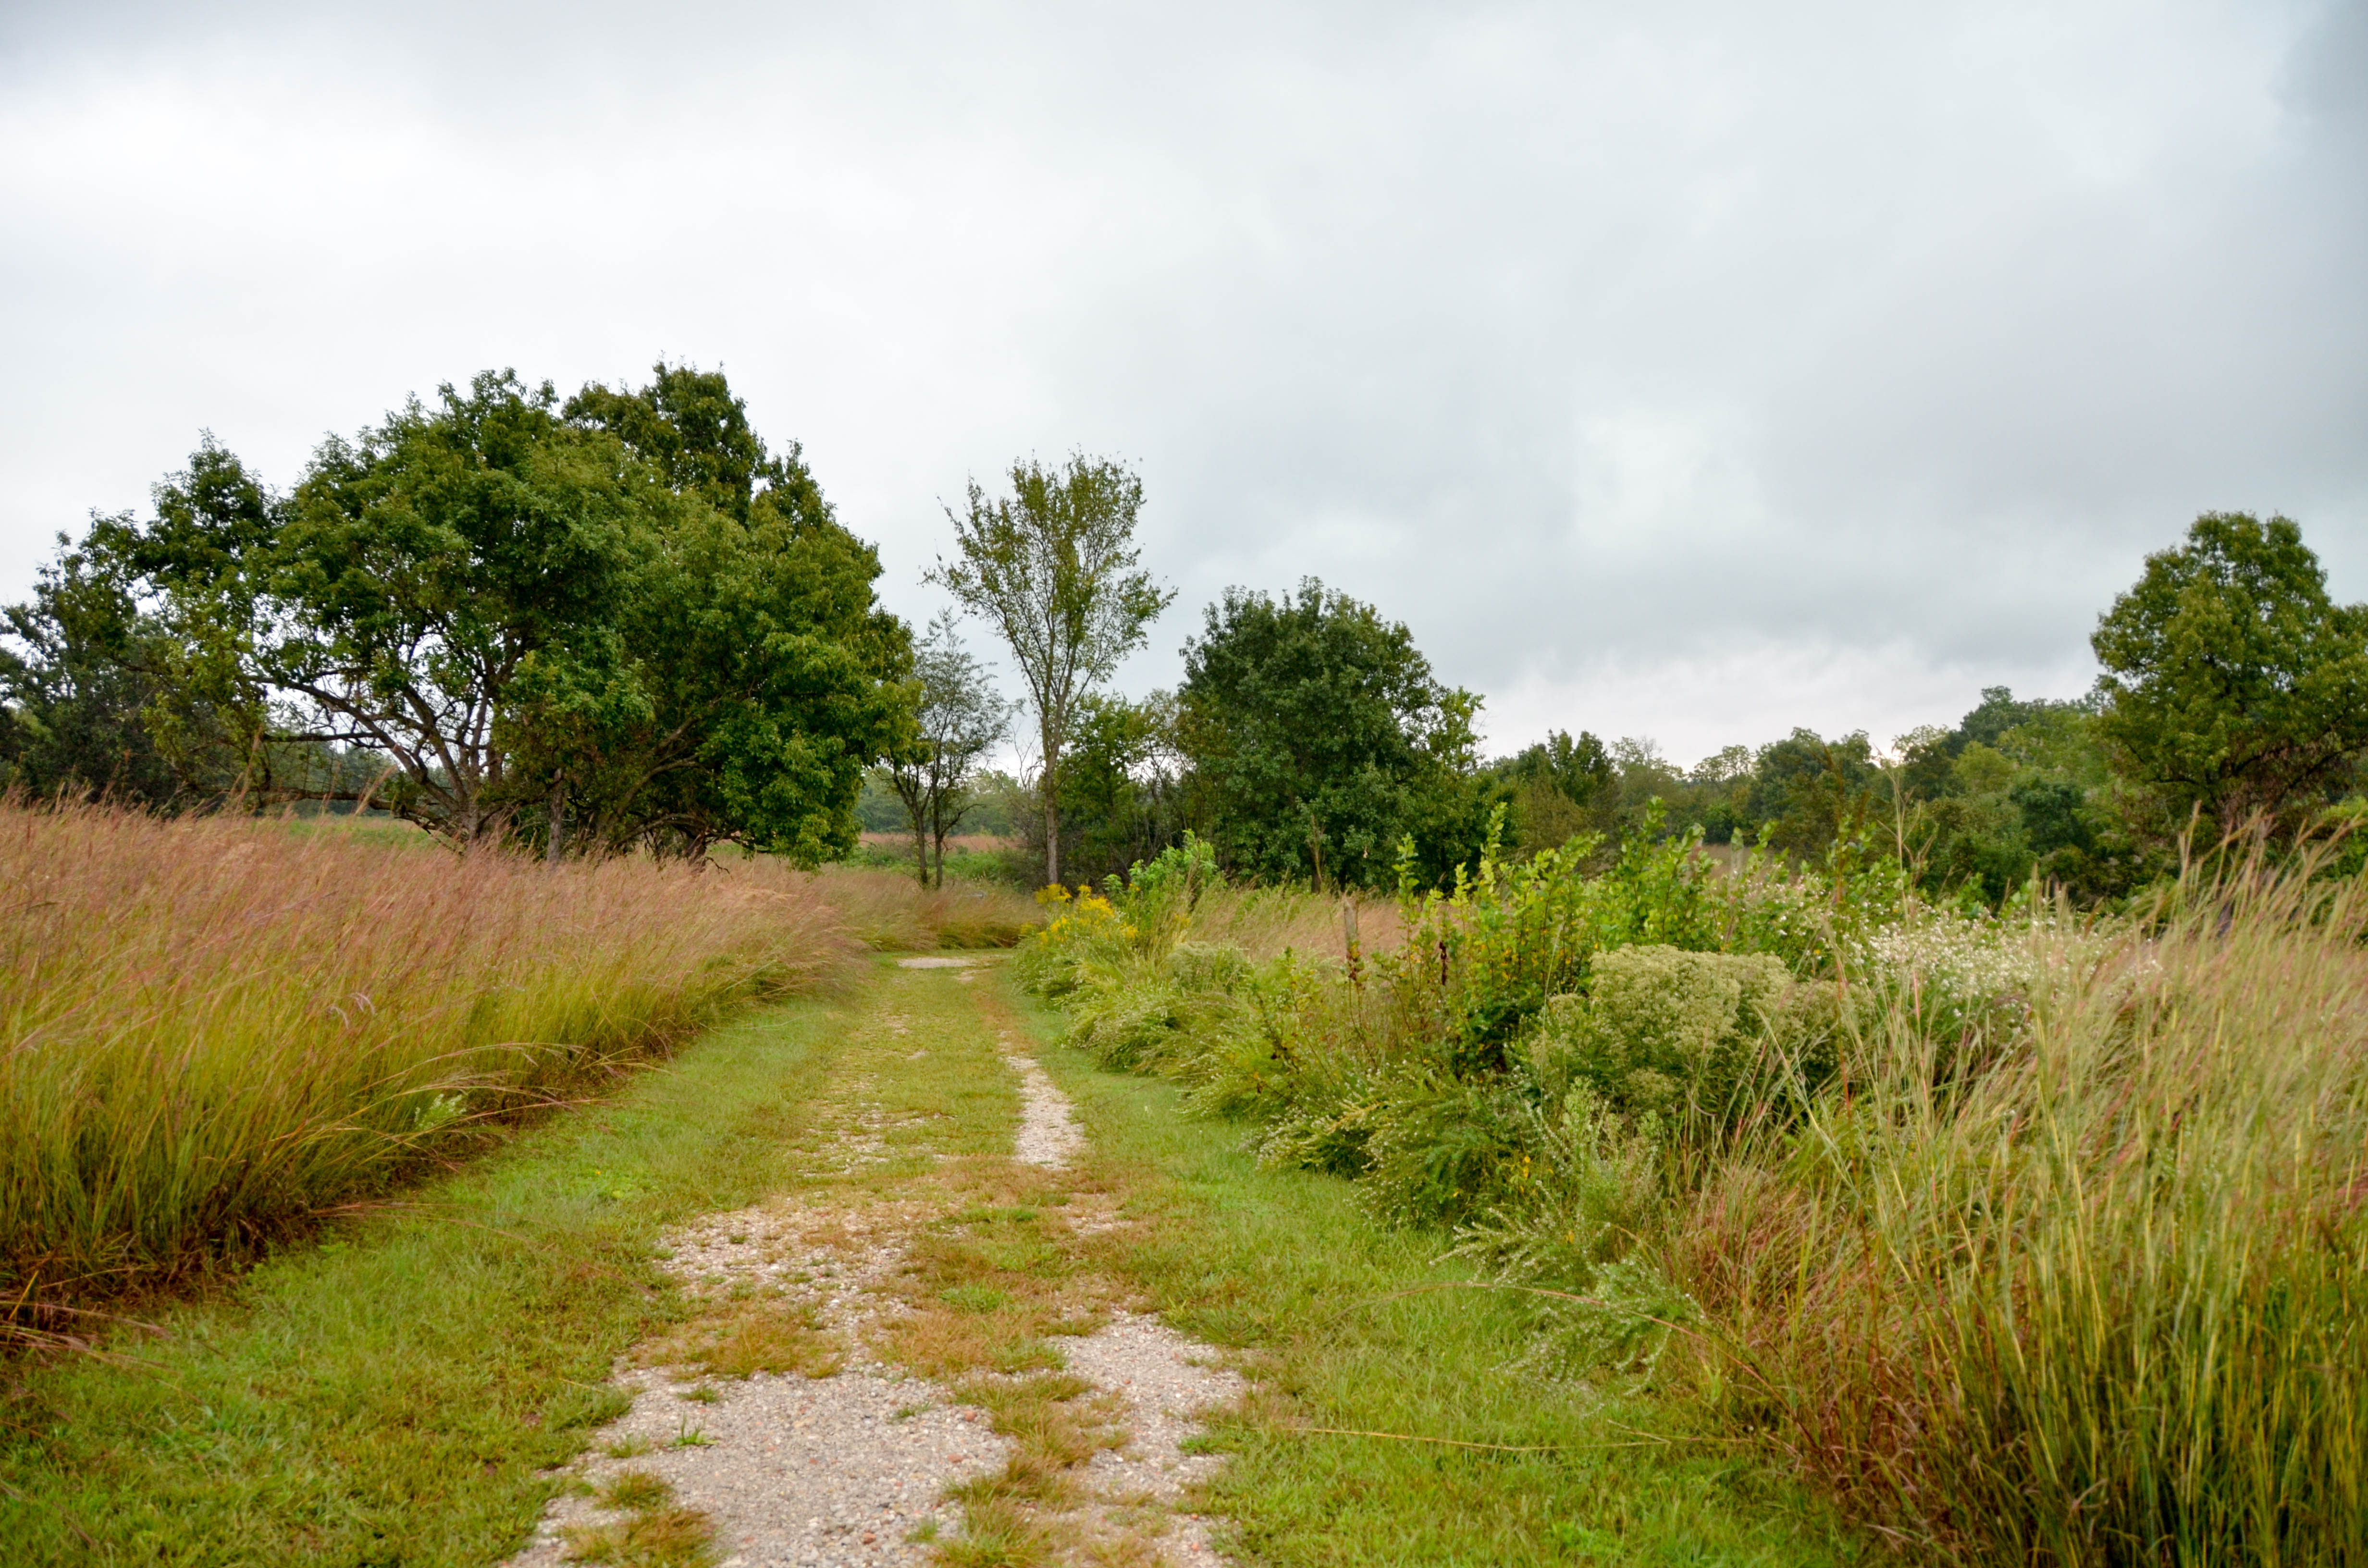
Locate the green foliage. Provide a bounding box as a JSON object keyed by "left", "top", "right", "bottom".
{"left": 1, "top": 527, "right": 190, "bottom": 805}
{"left": 1743, "top": 728, "right": 1886, "bottom": 856}
{"left": 1896, "top": 687, "right": 2140, "bottom": 902}
{"left": 1041, "top": 690, "right": 1191, "bottom": 885}
{"left": 928, "top": 453, "right": 1173, "bottom": 887}
{"left": 1493, "top": 728, "right": 1616, "bottom": 854}
{"left": 538, "top": 362, "right": 912, "bottom": 861}
{"left": 1526, "top": 945, "right": 1794, "bottom": 1116}
{"left": 1179, "top": 576, "right": 1493, "bottom": 889}
{"left": 2093, "top": 511, "right": 2368, "bottom": 836}
{"left": 1024, "top": 827, "right": 2368, "bottom": 1562}
{"left": 883, "top": 615, "right": 1014, "bottom": 886}
{"left": 1, "top": 365, "right": 909, "bottom": 859}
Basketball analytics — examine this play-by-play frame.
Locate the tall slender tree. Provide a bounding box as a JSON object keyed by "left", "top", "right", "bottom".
{"left": 886, "top": 615, "right": 1013, "bottom": 886}
{"left": 927, "top": 454, "right": 1171, "bottom": 887}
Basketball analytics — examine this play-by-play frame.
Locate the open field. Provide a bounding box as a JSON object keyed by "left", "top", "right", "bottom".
{"left": 859, "top": 832, "right": 1015, "bottom": 855}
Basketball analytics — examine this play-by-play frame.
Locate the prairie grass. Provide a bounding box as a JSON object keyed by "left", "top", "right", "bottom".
{"left": 0, "top": 994, "right": 844, "bottom": 1564}
{"left": 1178, "top": 882, "right": 1403, "bottom": 962}
{"left": 1021, "top": 832, "right": 2368, "bottom": 1564}
{"left": 0, "top": 797, "right": 849, "bottom": 1327}
{"left": 1666, "top": 863, "right": 2368, "bottom": 1563}
{"left": 805, "top": 863, "right": 1044, "bottom": 952}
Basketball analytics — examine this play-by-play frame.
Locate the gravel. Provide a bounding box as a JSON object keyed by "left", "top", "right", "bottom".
{"left": 504, "top": 1004, "right": 1238, "bottom": 1567}
{"left": 1001, "top": 1047, "right": 1088, "bottom": 1169}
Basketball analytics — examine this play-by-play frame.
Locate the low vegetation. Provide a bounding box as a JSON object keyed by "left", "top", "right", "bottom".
{"left": 0, "top": 991, "right": 849, "bottom": 1565}
{"left": 809, "top": 863, "right": 1043, "bottom": 952}
{"left": 1020, "top": 831, "right": 2368, "bottom": 1563}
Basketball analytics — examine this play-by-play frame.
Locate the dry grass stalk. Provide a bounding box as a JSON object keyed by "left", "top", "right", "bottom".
{"left": 0, "top": 798, "right": 851, "bottom": 1324}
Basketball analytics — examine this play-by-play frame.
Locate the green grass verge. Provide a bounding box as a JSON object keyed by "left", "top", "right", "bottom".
{"left": 0, "top": 995, "right": 847, "bottom": 1567}
{"left": 1011, "top": 978, "right": 1865, "bottom": 1568}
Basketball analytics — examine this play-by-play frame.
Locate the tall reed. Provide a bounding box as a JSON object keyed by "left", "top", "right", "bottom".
{"left": 1, "top": 799, "right": 849, "bottom": 1331}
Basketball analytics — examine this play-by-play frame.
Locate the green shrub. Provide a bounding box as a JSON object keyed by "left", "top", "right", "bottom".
{"left": 1525, "top": 945, "right": 1793, "bottom": 1117}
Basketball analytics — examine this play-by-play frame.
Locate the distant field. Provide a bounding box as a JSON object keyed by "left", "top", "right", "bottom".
{"left": 858, "top": 830, "right": 1014, "bottom": 854}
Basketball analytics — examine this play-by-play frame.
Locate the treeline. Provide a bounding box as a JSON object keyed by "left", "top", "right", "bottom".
{"left": 8, "top": 361, "right": 2364, "bottom": 906}
{"left": 945, "top": 514, "right": 2368, "bottom": 905}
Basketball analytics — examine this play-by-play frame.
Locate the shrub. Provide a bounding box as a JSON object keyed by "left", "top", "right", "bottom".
{"left": 1525, "top": 945, "right": 1794, "bottom": 1117}
{"left": 1021, "top": 818, "right": 2368, "bottom": 1563}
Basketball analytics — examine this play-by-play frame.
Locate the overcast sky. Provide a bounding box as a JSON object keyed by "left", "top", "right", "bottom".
{"left": 4, "top": 0, "right": 2362, "bottom": 766}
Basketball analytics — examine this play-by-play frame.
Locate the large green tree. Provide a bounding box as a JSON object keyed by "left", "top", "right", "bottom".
{"left": 927, "top": 454, "right": 1172, "bottom": 887}
{"left": 1493, "top": 729, "right": 1615, "bottom": 854}
{"left": 4, "top": 365, "right": 910, "bottom": 859}
{"left": 1, "top": 535, "right": 185, "bottom": 806}
{"left": 551, "top": 364, "right": 913, "bottom": 861}
{"left": 2093, "top": 513, "right": 2368, "bottom": 836}
{"left": 270, "top": 371, "right": 650, "bottom": 842}
{"left": 1179, "top": 578, "right": 1489, "bottom": 888}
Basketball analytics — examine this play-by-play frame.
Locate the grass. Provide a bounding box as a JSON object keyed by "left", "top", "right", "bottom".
{"left": 0, "top": 798, "right": 850, "bottom": 1329}
{"left": 803, "top": 863, "right": 1044, "bottom": 951}
{"left": 0, "top": 994, "right": 845, "bottom": 1565}
{"left": 1664, "top": 866, "right": 2368, "bottom": 1562}
{"left": 1002, "top": 978, "right": 1859, "bottom": 1567}
{"left": 1023, "top": 833, "right": 2368, "bottom": 1563}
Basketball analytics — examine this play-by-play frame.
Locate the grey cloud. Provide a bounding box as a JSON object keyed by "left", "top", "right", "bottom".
{"left": 2, "top": 0, "right": 2360, "bottom": 766}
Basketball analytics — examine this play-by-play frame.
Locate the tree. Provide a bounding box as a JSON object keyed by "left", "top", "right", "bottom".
{"left": 1, "top": 533, "right": 185, "bottom": 806}
{"left": 1494, "top": 729, "right": 1615, "bottom": 854}
{"left": 2093, "top": 513, "right": 2368, "bottom": 836}
{"left": 550, "top": 364, "right": 913, "bottom": 862}
{"left": 1046, "top": 690, "right": 1189, "bottom": 884}
{"left": 1746, "top": 729, "right": 1884, "bottom": 856}
{"left": 5, "top": 440, "right": 341, "bottom": 808}
{"left": 927, "top": 454, "right": 1172, "bottom": 887}
{"left": 1178, "top": 578, "right": 1489, "bottom": 888}
{"left": 885, "top": 615, "right": 1012, "bottom": 887}
{"left": 10, "top": 365, "right": 912, "bottom": 859}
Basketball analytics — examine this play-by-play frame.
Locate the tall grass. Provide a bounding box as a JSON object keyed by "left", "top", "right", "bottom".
{"left": 1674, "top": 866, "right": 2368, "bottom": 1564}
{"left": 0, "top": 799, "right": 849, "bottom": 1332}
{"left": 805, "top": 863, "right": 1044, "bottom": 951}
{"left": 1019, "top": 834, "right": 2368, "bottom": 1564}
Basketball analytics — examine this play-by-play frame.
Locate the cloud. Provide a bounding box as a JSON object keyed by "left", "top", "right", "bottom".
{"left": 2, "top": 0, "right": 2360, "bottom": 758}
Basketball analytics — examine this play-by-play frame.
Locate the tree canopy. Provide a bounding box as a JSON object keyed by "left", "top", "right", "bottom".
{"left": 885, "top": 615, "right": 1013, "bottom": 887}
{"left": 927, "top": 453, "right": 1171, "bottom": 886}
{"left": 0, "top": 364, "right": 910, "bottom": 860}
{"left": 2091, "top": 513, "right": 2368, "bottom": 837}
{"left": 1179, "top": 578, "right": 1489, "bottom": 888}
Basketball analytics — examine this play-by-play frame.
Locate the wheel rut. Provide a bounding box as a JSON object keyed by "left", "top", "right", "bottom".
{"left": 506, "top": 956, "right": 1242, "bottom": 1568}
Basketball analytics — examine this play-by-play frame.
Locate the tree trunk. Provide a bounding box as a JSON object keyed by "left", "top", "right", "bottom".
{"left": 545, "top": 777, "right": 568, "bottom": 864}
{"left": 1042, "top": 776, "right": 1061, "bottom": 889}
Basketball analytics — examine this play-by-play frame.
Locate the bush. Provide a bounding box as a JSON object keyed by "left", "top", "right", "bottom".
{"left": 1525, "top": 945, "right": 1794, "bottom": 1117}
{"left": 1018, "top": 820, "right": 2368, "bottom": 1563}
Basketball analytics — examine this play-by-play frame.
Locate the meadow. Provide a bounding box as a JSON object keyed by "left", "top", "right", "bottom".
{"left": 0, "top": 801, "right": 1037, "bottom": 1343}
{"left": 7, "top": 784, "right": 2361, "bottom": 1566}
{"left": 1018, "top": 832, "right": 2368, "bottom": 1565}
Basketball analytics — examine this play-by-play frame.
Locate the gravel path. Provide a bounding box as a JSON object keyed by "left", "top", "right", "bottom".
{"left": 1002, "top": 1046, "right": 1088, "bottom": 1169}
{"left": 504, "top": 975, "right": 1241, "bottom": 1567}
